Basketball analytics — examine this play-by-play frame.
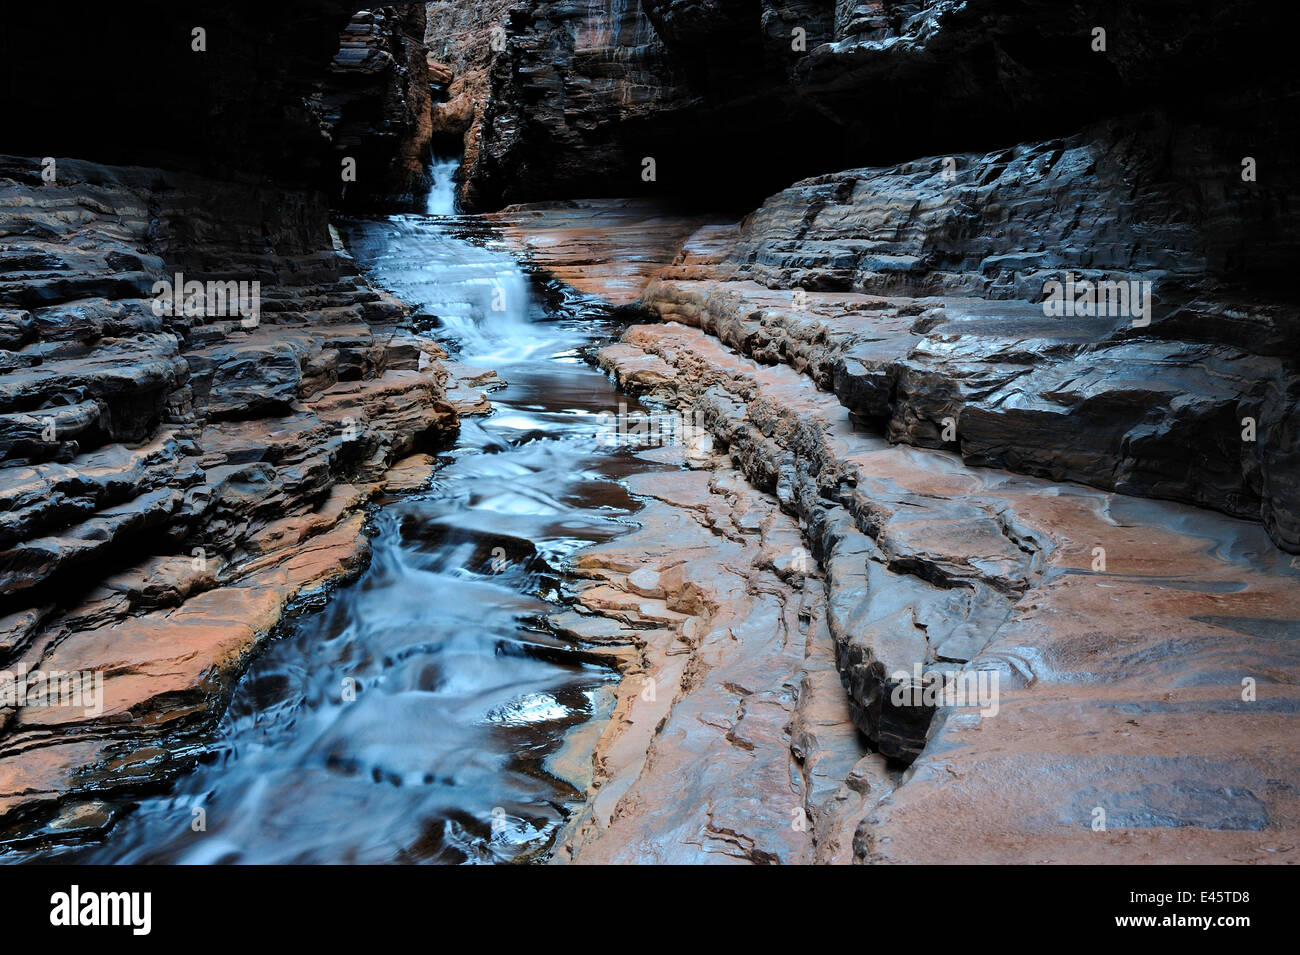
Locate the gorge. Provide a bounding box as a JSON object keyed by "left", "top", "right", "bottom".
{"left": 0, "top": 0, "right": 1297, "bottom": 865}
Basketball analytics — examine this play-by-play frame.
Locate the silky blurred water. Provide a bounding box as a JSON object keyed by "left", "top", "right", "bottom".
{"left": 25, "top": 212, "right": 657, "bottom": 864}
{"left": 425, "top": 156, "right": 461, "bottom": 216}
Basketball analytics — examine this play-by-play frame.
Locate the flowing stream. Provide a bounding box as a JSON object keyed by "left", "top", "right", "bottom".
{"left": 425, "top": 155, "right": 460, "bottom": 215}
{"left": 29, "top": 209, "right": 662, "bottom": 863}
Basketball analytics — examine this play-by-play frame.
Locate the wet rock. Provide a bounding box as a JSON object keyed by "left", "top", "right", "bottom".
{"left": 633, "top": 114, "right": 1300, "bottom": 551}
{"left": 600, "top": 311, "right": 1300, "bottom": 862}
{"left": 0, "top": 156, "right": 458, "bottom": 834}
{"left": 489, "top": 199, "right": 718, "bottom": 305}
{"left": 441, "top": 362, "right": 507, "bottom": 415}
{"left": 554, "top": 467, "right": 863, "bottom": 864}
{"left": 601, "top": 321, "right": 1039, "bottom": 760}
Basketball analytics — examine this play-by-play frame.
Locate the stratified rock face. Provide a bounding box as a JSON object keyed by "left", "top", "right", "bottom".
{"left": 641, "top": 115, "right": 1300, "bottom": 551}
{"left": 0, "top": 156, "right": 456, "bottom": 832}
{"left": 598, "top": 309, "right": 1300, "bottom": 862}
{"left": 551, "top": 465, "right": 870, "bottom": 864}
{"left": 438, "top": 197, "right": 1300, "bottom": 862}
{"left": 318, "top": 6, "right": 435, "bottom": 209}
{"left": 462, "top": 0, "right": 692, "bottom": 210}
{"left": 0, "top": 2, "right": 434, "bottom": 205}
{"left": 457, "top": 0, "right": 1296, "bottom": 210}
{"left": 730, "top": 117, "right": 1297, "bottom": 301}
{"left": 424, "top": 0, "right": 516, "bottom": 203}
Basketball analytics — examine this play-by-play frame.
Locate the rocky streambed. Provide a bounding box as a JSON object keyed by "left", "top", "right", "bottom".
{"left": 5, "top": 213, "right": 677, "bottom": 862}
{"left": 2, "top": 0, "right": 1298, "bottom": 867}
{"left": 3, "top": 168, "right": 1299, "bottom": 863}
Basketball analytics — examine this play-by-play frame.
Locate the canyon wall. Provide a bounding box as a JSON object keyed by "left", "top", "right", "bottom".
{"left": 461, "top": 0, "right": 692, "bottom": 210}
{"left": 459, "top": 0, "right": 1300, "bottom": 852}
{"left": 443, "top": 0, "right": 1298, "bottom": 546}
{"left": 424, "top": 0, "right": 515, "bottom": 206}
{"left": 491, "top": 202, "right": 1300, "bottom": 861}
{"left": 451, "top": 0, "right": 1296, "bottom": 210}
{"left": 0, "top": 154, "right": 461, "bottom": 837}
{"left": 0, "top": 1, "right": 434, "bottom": 204}
{"left": 0, "top": 4, "right": 447, "bottom": 834}
{"left": 671, "top": 116, "right": 1300, "bottom": 550}
{"left": 323, "top": 6, "right": 436, "bottom": 208}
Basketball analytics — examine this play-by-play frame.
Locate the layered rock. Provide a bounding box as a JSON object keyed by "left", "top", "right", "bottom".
{"left": 425, "top": 0, "right": 515, "bottom": 204}
{"left": 490, "top": 163, "right": 1300, "bottom": 551}
{"left": 0, "top": 156, "right": 457, "bottom": 837}
{"left": 548, "top": 453, "right": 885, "bottom": 863}
{"left": 488, "top": 198, "right": 720, "bottom": 304}
{"left": 598, "top": 315, "right": 1300, "bottom": 862}
{"left": 461, "top": 0, "right": 690, "bottom": 210}
{"left": 320, "top": 6, "right": 436, "bottom": 208}
{"left": 474, "top": 196, "right": 1299, "bottom": 860}
{"left": 457, "top": 0, "right": 1296, "bottom": 210}
{"left": 635, "top": 113, "right": 1300, "bottom": 552}
{"left": 0, "top": 0, "right": 1292, "bottom": 865}
{"left": 0, "top": 2, "right": 434, "bottom": 204}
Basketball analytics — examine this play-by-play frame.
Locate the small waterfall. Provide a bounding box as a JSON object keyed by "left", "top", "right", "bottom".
{"left": 340, "top": 215, "right": 568, "bottom": 365}
{"left": 19, "top": 211, "right": 665, "bottom": 864}
{"left": 425, "top": 155, "right": 461, "bottom": 216}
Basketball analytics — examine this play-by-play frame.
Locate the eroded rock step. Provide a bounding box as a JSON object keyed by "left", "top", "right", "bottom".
{"left": 0, "top": 157, "right": 482, "bottom": 842}
{"left": 598, "top": 319, "right": 1300, "bottom": 863}
{"left": 483, "top": 194, "right": 1295, "bottom": 862}
{"left": 545, "top": 452, "right": 885, "bottom": 864}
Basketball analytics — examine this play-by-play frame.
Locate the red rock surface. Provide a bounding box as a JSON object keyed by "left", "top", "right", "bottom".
{"left": 593, "top": 311, "right": 1300, "bottom": 863}
{"left": 485, "top": 198, "right": 1300, "bottom": 863}
{"left": 0, "top": 157, "right": 459, "bottom": 836}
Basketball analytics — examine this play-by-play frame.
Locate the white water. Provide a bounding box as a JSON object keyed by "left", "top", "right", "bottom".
{"left": 351, "top": 215, "right": 553, "bottom": 364}
{"left": 16, "top": 212, "right": 663, "bottom": 864}
{"left": 425, "top": 156, "right": 461, "bottom": 216}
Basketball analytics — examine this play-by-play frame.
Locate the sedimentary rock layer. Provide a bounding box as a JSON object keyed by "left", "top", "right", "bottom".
{"left": 454, "top": 0, "right": 1297, "bottom": 210}
{"left": 488, "top": 199, "right": 720, "bottom": 305}
{"left": 425, "top": 0, "right": 515, "bottom": 202}
{"left": 488, "top": 199, "right": 1299, "bottom": 862}
{"left": 491, "top": 175, "right": 1300, "bottom": 555}
{"left": 0, "top": 156, "right": 459, "bottom": 837}
{"left": 549, "top": 452, "right": 885, "bottom": 863}
{"left": 323, "top": 5, "right": 436, "bottom": 208}
{"left": 599, "top": 316, "right": 1300, "bottom": 863}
